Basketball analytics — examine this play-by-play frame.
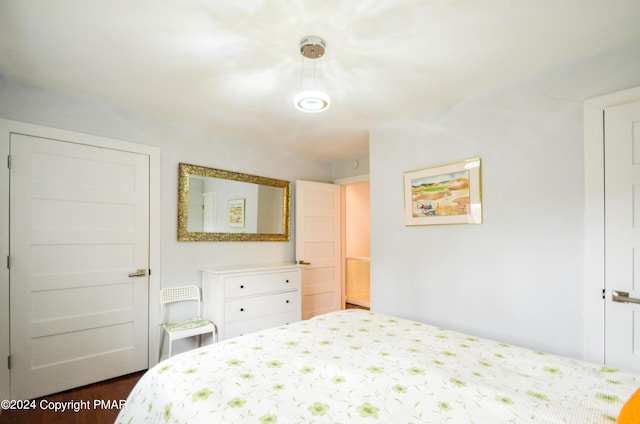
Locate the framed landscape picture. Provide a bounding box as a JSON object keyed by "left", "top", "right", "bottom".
{"left": 404, "top": 157, "right": 482, "bottom": 226}
{"left": 228, "top": 198, "right": 245, "bottom": 228}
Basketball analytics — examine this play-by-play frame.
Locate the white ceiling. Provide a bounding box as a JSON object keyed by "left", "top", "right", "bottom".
{"left": 1, "top": 1, "right": 639, "bottom": 160}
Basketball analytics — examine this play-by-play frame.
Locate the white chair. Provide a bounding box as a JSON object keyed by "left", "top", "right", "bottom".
{"left": 159, "top": 285, "right": 217, "bottom": 360}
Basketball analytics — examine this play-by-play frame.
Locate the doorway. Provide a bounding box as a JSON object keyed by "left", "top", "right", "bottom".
{"left": 341, "top": 179, "right": 370, "bottom": 309}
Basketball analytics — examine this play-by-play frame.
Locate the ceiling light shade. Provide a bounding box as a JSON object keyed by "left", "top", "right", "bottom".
{"left": 294, "top": 90, "right": 330, "bottom": 113}
{"left": 295, "top": 36, "right": 330, "bottom": 113}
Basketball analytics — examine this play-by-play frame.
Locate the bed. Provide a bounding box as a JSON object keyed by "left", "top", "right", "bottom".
{"left": 117, "top": 309, "right": 639, "bottom": 423}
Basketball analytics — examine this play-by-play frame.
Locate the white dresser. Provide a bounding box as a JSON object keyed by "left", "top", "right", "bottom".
{"left": 201, "top": 263, "right": 302, "bottom": 341}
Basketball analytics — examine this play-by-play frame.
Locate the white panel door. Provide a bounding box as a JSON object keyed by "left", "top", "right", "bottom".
{"left": 10, "top": 134, "right": 150, "bottom": 399}
{"left": 604, "top": 99, "right": 640, "bottom": 372}
{"left": 295, "top": 180, "right": 341, "bottom": 319}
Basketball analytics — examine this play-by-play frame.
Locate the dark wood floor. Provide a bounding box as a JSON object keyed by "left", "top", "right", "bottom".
{"left": 0, "top": 371, "right": 145, "bottom": 424}
{"left": 345, "top": 302, "right": 370, "bottom": 310}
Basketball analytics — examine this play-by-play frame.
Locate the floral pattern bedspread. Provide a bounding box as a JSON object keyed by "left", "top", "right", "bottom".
{"left": 117, "top": 309, "right": 639, "bottom": 423}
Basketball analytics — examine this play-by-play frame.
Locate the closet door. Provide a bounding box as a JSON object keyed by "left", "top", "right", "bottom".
{"left": 604, "top": 99, "right": 640, "bottom": 373}
{"left": 10, "top": 134, "right": 150, "bottom": 399}
{"left": 583, "top": 86, "right": 640, "bottom": 365}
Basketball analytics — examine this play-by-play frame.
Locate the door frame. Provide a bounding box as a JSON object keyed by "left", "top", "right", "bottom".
{"left": 0, "top": 118, "right": 161, "bottom": 400}
{"left": 583, "top": 86, "right": 640, "bottom": 364}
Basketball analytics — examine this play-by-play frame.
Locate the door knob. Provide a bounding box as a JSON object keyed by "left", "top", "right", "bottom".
{"left": 298, "top": 260, "right": 311, "bottom": 265}
{"left": 128, "top": 268, "right": 147, "bottom": 277}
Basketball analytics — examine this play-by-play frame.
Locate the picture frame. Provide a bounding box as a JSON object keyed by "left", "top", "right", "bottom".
{"left": 228, "top": 198, "right": 245, "bottom": 228}
{"left": 404, "top": 157, "right": 482, "bottom": 226}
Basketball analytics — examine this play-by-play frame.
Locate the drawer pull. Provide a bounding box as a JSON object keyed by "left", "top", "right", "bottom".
{"left": 285, "top": 279, "right": 289, "bottom": 283}
{"left": 240, "top": 285, "right": 245, "bottom": 289}
{"left": 240, "top": 308, "right": 244, "bottom": 312}
{"left": 286, "top": 300, "right": 290, "bottom": 303}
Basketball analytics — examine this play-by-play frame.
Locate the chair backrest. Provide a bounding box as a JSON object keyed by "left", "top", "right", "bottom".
{"left": 160, "top": 285, "right": 203, "bottom": 322}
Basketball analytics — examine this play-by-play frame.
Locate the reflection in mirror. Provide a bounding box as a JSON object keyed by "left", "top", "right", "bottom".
{"left": 178, "top": 163, "right": 290, "bottom": 241}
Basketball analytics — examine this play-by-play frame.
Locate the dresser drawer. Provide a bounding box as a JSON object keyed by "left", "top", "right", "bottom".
{"left": 224, "top": 310, "right": 300, "bottom": 339}
{"left": 225, "top": 291, "right": 299, "bottom": 322}
{"left": 224, "top": 271, "right": 300, "bottom": 298}
{"left": 201, "top": 264, "right": 302, "bottom": 341}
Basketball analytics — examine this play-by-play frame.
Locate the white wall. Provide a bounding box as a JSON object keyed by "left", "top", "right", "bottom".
{"left": 332, "top": 154, "right": 370, "bottom": 180}
{"left": 370, "top": 38, "right": 640, "bottom": 359}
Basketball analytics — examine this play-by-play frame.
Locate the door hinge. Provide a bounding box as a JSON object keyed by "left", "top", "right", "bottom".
{"left": 7, "top": 155, "right": 10, "bottom": 169}
{"left": 6, "top": 255, "right": 9, "bottom": 270}
{"left": 7, "top": 356, "right": 11, "bottom": 370}
{"left": 148, "top": 269, "right": 151, "bottom": 276}
{"left": 602, "top": 288, "right": 606, "bottom": 299}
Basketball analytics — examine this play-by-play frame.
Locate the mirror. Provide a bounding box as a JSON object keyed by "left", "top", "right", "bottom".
{"left": 178, "top": 163, "right": 290, "bottom": 241}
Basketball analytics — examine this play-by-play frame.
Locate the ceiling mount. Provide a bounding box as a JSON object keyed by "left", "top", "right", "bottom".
{"left": 299, "top": 36, "right": 326, "bottom": 59}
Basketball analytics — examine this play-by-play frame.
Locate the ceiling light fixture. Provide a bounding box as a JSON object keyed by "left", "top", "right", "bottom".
{"left": 295, "top": 36, "right": 330, "bottom": 113}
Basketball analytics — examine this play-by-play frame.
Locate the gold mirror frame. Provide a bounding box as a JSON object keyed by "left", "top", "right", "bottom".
{"left": 177, "top": 163, "right": 291, "bottom": 241}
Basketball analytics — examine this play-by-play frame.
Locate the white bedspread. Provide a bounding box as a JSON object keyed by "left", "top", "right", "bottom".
{"left": 117, "top": 309, "right": 639, "bottom": 423}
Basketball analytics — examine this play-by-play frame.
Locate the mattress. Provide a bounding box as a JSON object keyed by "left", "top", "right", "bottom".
{"left": 116, "top": 309, "right": 639, "bottom": 423}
